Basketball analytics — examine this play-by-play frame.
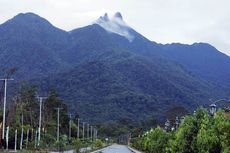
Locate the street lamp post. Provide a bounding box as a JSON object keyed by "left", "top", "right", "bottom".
{"left": 35, "top": 129, "right": 38, "bottom": 149}
{"left": 37, "top": 97, "right": 46, "bottom": 147}
{"left": 209, "top": 104, "right": 217, "bottom": 116}
{"left": 175, "top": 116, "right": 179, "bottom": 129}
{"left": 209, "top": 99, "right": 230, "bottom": 115}
{"left": 0, "top": 78, "right": 13, "bottom": 140}
{"left": 6, "top": 126, "right": 9, "bottom": 150}
{"left": 69, "top": 114, "right": 72, "bottom": 141}
{"left": 94, "top": 128, "right": 96, "bottom": 140}
{"left": 77, "top": 118, "right": 80, "bottom": 139}
{"left": 87, "top": 124, "right": 89, "bottom": 140}
{"left": 14, "top": 129, "right": 17, "bottom": 152}
{"left": 55, "top": 108, "right": 62, "bottom": 142}
{"left": 164, "top": 119, "right": 170, "bottom": 132}
{"left": 20, "top": 114, "right": 24, "bottom": 150}
{"left": 82, "top": 122, "right": 85, "bottom": 141}
{"left": 93, "top": 128, "right": 97, "bottom": 141}
{"left": 90, "top": 126, "right": 93, "bottom": 142}
{"left": 26, "top": 129, "right": 29, "bottom": 149}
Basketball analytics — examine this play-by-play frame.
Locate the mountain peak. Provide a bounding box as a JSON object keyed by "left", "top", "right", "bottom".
{"left": 94, "top": 12, "right": 134, "bottom": 42}
{"left": 16, "top": 12, "right": 41, "bottom": 18}
{"left": 4, "top": 12, "right": 52, "bottom": 27}
{"left": 13, "top": 12, "right": 46, "bottom": 21}
{"left": 99, "top": 13, "right": 109, "bottom": 22}
{"left": 114, "top": 12, "right": 123, "bottom": 20}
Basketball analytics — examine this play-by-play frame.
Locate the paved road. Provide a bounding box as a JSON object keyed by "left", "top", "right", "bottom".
{"left": 51, "top": 150, "right": 74, "bottom": 153}
{"left": 92, "top": 144, "right": 135, "bottom": 153}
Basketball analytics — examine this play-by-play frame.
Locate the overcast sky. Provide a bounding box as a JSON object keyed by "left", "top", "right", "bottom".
{"left": 0, "top": 0, "right": 230, "bottom": 55}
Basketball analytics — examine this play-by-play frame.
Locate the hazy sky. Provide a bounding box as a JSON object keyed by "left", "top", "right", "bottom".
{"left": 0, "top": 0, "right": 230, "bottom": 55}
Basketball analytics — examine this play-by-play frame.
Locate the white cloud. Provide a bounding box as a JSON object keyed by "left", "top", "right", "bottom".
{"left": 94, "top": 13, "right": 134, "bottom": 41}
{"left": 0, "top": 0, "right": 229, "bottom": 55}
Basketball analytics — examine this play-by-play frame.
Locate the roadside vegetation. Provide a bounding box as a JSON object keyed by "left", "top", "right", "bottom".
{"left": 0, "top": 82, "right": 106, "bottom": 152}
{"left": 131, "top": 108, "right": 230, "bottom": 153}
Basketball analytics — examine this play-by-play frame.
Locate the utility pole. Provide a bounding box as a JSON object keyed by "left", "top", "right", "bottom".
{"left": 87, "top": 124, "right": 89, "bottom": 140}
{"left": 14, "top": 129, "right": 17, "bottom": 152}
{"left": 35, "top": 129, "right": 38, "bottom": 149}
{"left": 55, "top": 108, "right": 62, "bottom": 141}
{"left": 37, "top": 96, "right": 46, "bottom": 147}
{"left": 90, "top": 126, "right": 93, "bottom": 142}
{"left": 26, "top": 129, "right": 29, "bottom": 149}
{"left": 69, "top": 114, "right": 72, "bottom": 141}
{"left": 95, "top": 129, "right": 98, "bottom": 140}
{"left": 6, "top": 126, "right": 9, "bottom": 150}
{"left": 93, "top": 128, "right": 96, "bottom": 141}
{"left": 20, "top": 114, "right": 24, "bottom": 150}
{"left": 0, "top": 78, "right": 13, "bottom": 140}
{"left": 77, "top": 118, "right": 80, "bottom": 139}
{"left": 31, "top": 128, "right": 34, "bottom": 141}
{"left": 82, "top": 122, "right": 85, "bottom": 141}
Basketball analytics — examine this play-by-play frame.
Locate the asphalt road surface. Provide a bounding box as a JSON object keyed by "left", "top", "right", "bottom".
{"left": 93, "top": 144, "right": 135, "bottom": 153}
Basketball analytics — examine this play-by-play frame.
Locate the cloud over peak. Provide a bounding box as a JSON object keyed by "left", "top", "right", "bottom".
{"left": 94, "top": 12, "right": 134, "bottom": 42}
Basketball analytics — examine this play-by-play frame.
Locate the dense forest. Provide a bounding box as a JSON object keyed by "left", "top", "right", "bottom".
{"left": 0, "top": 12, "right": 230, "bottom": 126}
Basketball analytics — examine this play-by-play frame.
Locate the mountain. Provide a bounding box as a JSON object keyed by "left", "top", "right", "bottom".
{"left": 0, "top": 13, "right": 70, "bottom": 79}
{"left": 0, "top": 12, "right": 229, "bottom": 123}
{"left": 160, "top": 43, "right": 230, "bottom": 88}
{"left": 33, "top": 52, "right": 223, "bottom": 123}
